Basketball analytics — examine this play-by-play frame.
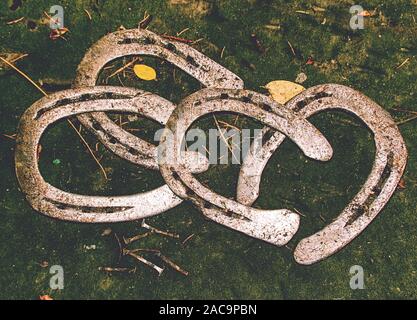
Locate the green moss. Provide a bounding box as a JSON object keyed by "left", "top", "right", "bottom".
{"left": 0, "top": 0, "right": 416, "bottom": 299}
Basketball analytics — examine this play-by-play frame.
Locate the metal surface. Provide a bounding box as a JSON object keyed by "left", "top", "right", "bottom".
{"left": 74, "top": 28, "right": 244, "bottom": 170}
{"left": 158, "top": 88, "right": 333, "bottom": 246}
{"left": 15, "top": 86, "right": 203, "bottom": 222}
{"left": 236, "top": 84, "right": 408, "bottom": 264}
{"left": 14, "top": 28, "right": 408, "bottom": 264}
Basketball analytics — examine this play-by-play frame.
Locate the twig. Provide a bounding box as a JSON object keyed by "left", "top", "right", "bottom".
{"left": 141, "top": 220, "right": 180, "bottom": 239}
{"left": 114, "top": 233, "right": 123, "bottom": 263}
{"left": 161, "top": 34, "right": 193, "bottom": 44}
{"left": 0, "top": 57, "right": 106, "bottom": 178}
{"left": 157, "top": 253, "right": 189, "bottom": 276}
{"left": 391, "top": 107, "right": 417, "bottom": 115}
{"left": 123, "top": 231, "right": 152, "bottom": 245}
{"left": 84, "top": 9, "right": 92, "bottom": 21}
{"left": 139, "top": 12, "right": 153, "bottom": 29}
{"left": 287, "top": 41, "right": 296, "bottom": 57}
{"left": 213, "top": 115, "right": 240, "bottom": 163}
{"left": 2, "top": 133, "right": 17, "bottom": 140}
{"left": 107, "top": 57, "right": 142, "bottom": 80}
{"left": 6, "top": 17, "right": 25, "bottom": 25}
{"left": 396, "top": 57, "right": 410, "bottom": 69}
{"left": 126, "top": 251, "right": 164, "bottom": 275}
{"left": 395, "top": 115, "right": 417, "bottom": 126}
{"left": 98, "top": 267, "right": 136, "bottom": 273}
{"left": 177, "top": 28, "right": 190, "bottom": 36}
{"left": 67, "top": 119, "right": 109, "bottom": 180}
{"left": 0, "top": 56, "right": 48, "bottom": 96}
{"left": 182, "top": 234, "right": 195, "bottom": 246}
{"left": 124, "top": 248, "right": 161, "bottom": 254}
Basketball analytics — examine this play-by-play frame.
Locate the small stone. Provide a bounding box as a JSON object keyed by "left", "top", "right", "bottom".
{"left": 295, "top": 72, "right": 308, "bottom": 84}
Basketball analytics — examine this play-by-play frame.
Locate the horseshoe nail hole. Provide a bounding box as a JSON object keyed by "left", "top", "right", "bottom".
{"left": 143, "top": 37, "right": 155, "bottom": 45}
{"left": 92, "top": 122, "right": 101, "bottom": 131}
{"left": 185, "top": 55, "right": 199, "bottom": 68}
{"left": 185, "top": 188, "right": 195, "bottom": 197}
{"left": 164, "top": 43, "right": 177, "bottom": 53}
{"left": 241, "top": 96, "right": 252, "bottom": 103}
{"left": 261, "top": 103, "right": 272, "bottom": 112}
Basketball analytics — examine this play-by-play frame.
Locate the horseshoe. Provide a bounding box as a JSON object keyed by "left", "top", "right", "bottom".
{"left": 158, "top": 88, "right": 334, "bottom": 246}
{"left": 236, "top": 84, "right": 407, "bottom": 264}
{"left": 74, "top": 28, "right": 244, "bottom": 170}
{"left": 15, "top": 86, "right": 209, "bottom": 222}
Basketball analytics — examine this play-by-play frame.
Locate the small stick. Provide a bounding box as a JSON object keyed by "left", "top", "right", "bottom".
{"left": 84, "top": 9, "right": 92, "bottom": 21}
{"left": 107, "top": 57, "right": 141, "bottom": 80}
{"left": 191, "top": 38, "right": 204, "bottom": 45}
{"left": 396, "top": 57, "right": 410, "bottom": 69}
{"left": 0, "top": 56, "right": 107, "bottom": 179}
{"left": 391, "top": 107, "right": 417, "bottom": 115}
{"left": 287, "top": 40, "right": 296, "bottom": 57}
{"left": 0, "top": 56, "right": 48, "bottom": 96}
{"left": 182, "top": 234, "right": 195, "bottom": 246}
{"left": 217, "top": 120, "right": 241, "bottom": 132}
{"left": 141, "top": 220, "right": 180, "bottom": 239}
{"left": 98, "top": 267, "right": 136, "bottom": 273}
{"left": 123, "top": 231, "right": 152, "bottom": 245}
{"left": 177, "top": 28, "right": 190, "bottom": 36}
{"left": 6, "top": 17, "right": 25, "bottom": 25}
{"left": 114, "top": 233, "right": 123, "bottom": 263}
{"left": 293, "top": 208, "right": 307, "bottom": 218}
{"left": 126, "top": 251, "right": 164, "bottom": 275}
{"left": 220, "top": 46, "right": 226, "bottom": 59}
{"left": 395, "top": 115, "right": 417, "bottom": 126}
{"left": 67, "top": 119, "right": 109, "bottom": 180}
{"left": 158, "top": 253, "right": 189, "bottom": 276}
{"left": 124, "top": 248, "right": 161, "bottom": 254}
{"left": 2, "top": 133, "right": 16, "bottom": 140}
{"left": 213, "top": 115, "right": 240, "bottom": 163}
{"left": 161, "top": 34, "right": 193, "bottom": 44}
{"left": 139, "top": 12, "right": 153, "bottom": 29}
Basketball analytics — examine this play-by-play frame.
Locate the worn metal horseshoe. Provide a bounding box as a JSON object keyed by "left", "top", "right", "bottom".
{"left": 236, "top": 84, "right": 407, "bottom": 264}
{"left": 158, "top": 88, "right": 334, "bottom": 246}
{"left": 15, "top": 86, "right": 209, "bottom": 222}
{"left": 74, "top": 28, "right": 244, "bottom": 170}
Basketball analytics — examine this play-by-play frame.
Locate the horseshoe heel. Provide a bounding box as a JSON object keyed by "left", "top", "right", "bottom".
{"left": 74, "top": 28, "right": 244, "bottom": 170}
{"left": 158, "top": 88, "right": 333, "bottom": 246}
{"left": 15, "top": 86, "right": 208, "bottom": 222}
{"left": 237, "top": 84, "right": 407, "bottom": 264}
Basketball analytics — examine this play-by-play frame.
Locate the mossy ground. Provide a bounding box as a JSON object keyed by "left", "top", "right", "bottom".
{"left": 0, "top": 0, "right": 416, "bottom": 299}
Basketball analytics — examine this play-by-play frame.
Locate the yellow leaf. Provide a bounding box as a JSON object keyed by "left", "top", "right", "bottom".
{"left": 133, "top": 64, "right": 157, "bottom": 81}
{"left": 264, "top": 80, "right": 305, "bottom": 104}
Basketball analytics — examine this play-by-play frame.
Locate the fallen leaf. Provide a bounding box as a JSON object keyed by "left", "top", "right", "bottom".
{"left": 265, "top": 80, "right": 306, "bottom": 104}
{"left": 133, "top": 64, "right": 157, "bottom": 81}
{"left": 358, "top": 10, "right": 373, "bottom": 17}
{"left": 306, "top": 56, "right": 314, "bottom": 65}
{"left": 39, "top": 295, "right": 53, "bottom": 300}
